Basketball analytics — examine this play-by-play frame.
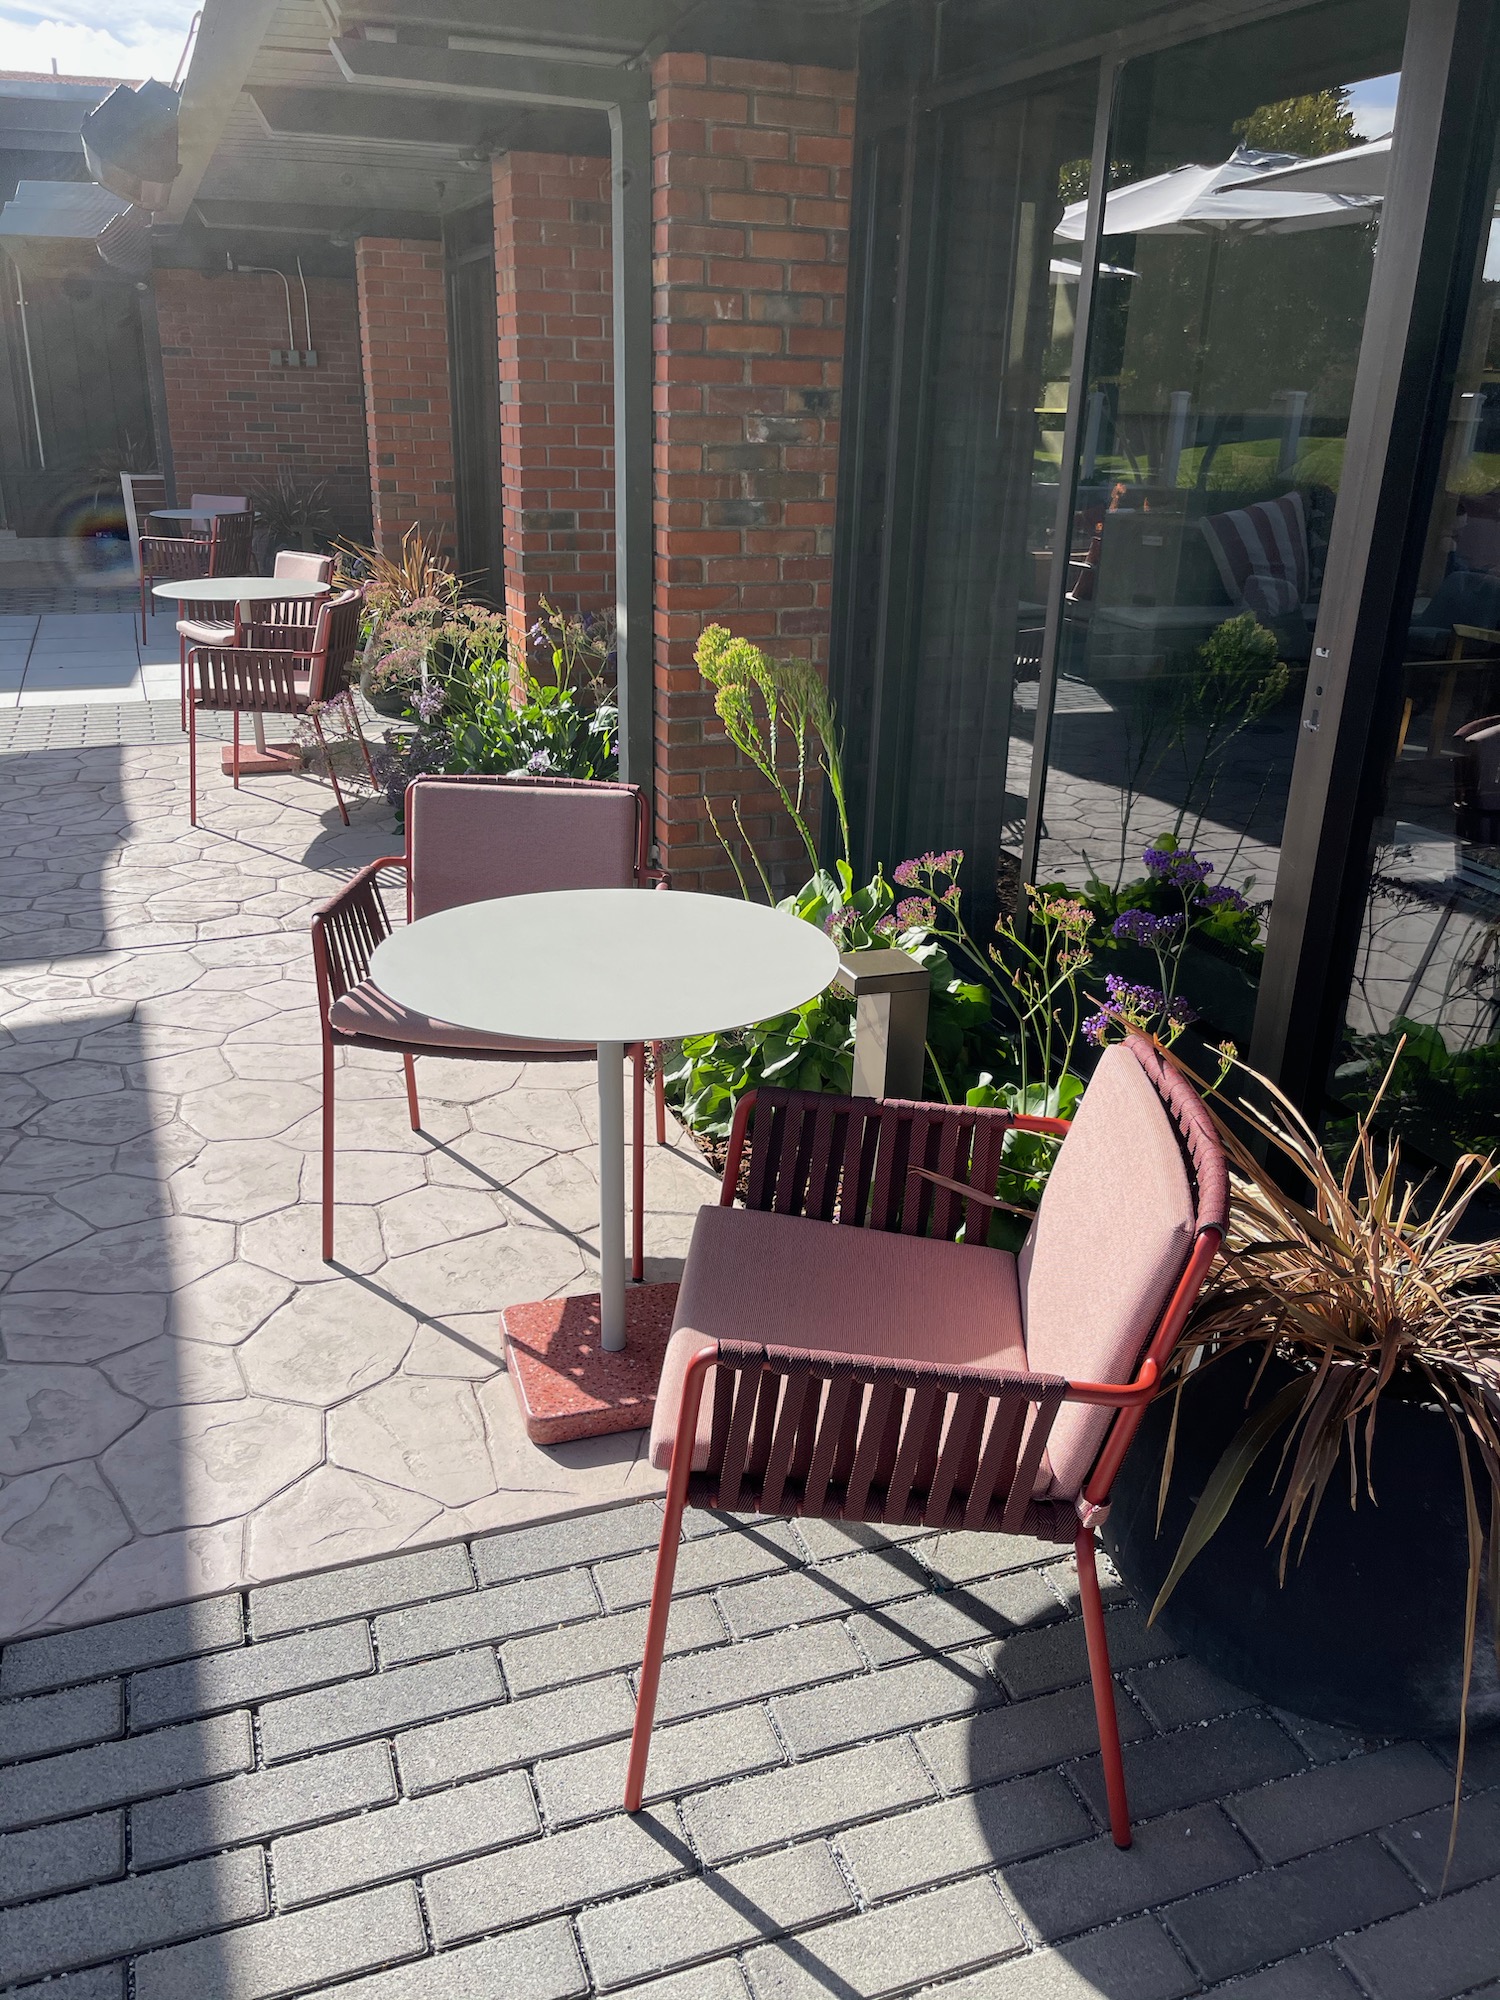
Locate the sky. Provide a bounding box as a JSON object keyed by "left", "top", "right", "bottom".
{"left": 0, "top": 1, "right": 198, "bottom": 83}
{"left": 1346, "top": 72, "right": 1401, "bottom": 142}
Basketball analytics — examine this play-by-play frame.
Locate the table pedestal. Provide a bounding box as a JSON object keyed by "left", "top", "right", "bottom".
{"left": 221, "top": 710, "right": 302, "bottom": 778}
{"left": 502, "top": 1284, "right": 679, "bottom": 1445}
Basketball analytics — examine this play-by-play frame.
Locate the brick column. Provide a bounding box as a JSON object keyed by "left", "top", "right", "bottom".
{"left": 492, "top": 152, "right": 615, "bottom": 652}
{"left": 354, "top": 238, "right": 457, "bottom": 557}
{"left": 650, "top": 55, "right": 853, "bottom": 894}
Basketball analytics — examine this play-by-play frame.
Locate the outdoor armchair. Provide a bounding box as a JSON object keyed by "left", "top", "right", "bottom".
{"left": 309, "top": 774, "right": 672, "bottom": 1265}
{"left": 626, "top": 1037, "right": 1227, "bottom": 1847}
{"left": 138, "top": 506, "right": 253, "bottom": 645}
{"left": 186, "top": 588, "right": 369, "bottom": 825}
{"left": 177, "top": 549, "right": 334, "bottom": 727}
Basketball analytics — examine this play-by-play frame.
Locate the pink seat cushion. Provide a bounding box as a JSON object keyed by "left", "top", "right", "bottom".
{"left": 1018, "top": 1042, "right": 1195, "bottom": 1496}
{"left": 407, "top": 779, "right": 639, "bottom": 920}
{"left": 328, "top": 979, "right": 590, "bottom": 1056}
{"left": 177, "top": 619, "right": 234, "bottom": 645}
{"left": 650, "top": 1204, "right": 1026, "bottom": 1474}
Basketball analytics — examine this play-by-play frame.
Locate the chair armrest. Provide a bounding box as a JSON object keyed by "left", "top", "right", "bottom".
{"left": 310, "top": 857, "right": 406, "bottom": 1015}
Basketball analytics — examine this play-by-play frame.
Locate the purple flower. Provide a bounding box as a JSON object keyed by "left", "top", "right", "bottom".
{"left": 824, "top": 906, "right": 858, "bottom": 937}
{"left": 1110, "top": 909, "right": 1184, "bottom": 947}
{"left": 1196, "top": 883, "right": 1250, "bottom": 913}
{"left": 413, "top": 681, "right": 446, "bottom": 723}
{"left": 874, "top": 913, "right": 898, "bottom": 938}
{"left": 1104, "top": 973, "right": 1167, "bottom": 1012}
{"left": 1082, "top": 1009, "right": 1110, "bottom": 1046}
{"left": 1164, "top": 994, "right": 1199, "bottom": 1027}
{"left": 894, "top": 895, "right": 936, "bottom": 930}
{"left": 1143, "top": 845, "right": 1213, "bottom": 888}
{"left": 892, "top": 858, "right": 920, "bottom": 888}
{"left": 893, "top": 848, "right": 963, "bottom": 890}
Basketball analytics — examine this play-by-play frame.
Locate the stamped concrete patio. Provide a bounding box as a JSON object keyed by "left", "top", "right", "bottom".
{"left": 0, "top": 722, "right": 716, "bottom": 1640}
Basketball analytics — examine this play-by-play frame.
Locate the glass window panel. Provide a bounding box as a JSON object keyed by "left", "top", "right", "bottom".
{"left": 1034, "top": 0, "right": 1408, "bottom": 1047}
{"left": 1335, "top": 120, "right": 1500, "bottom": 1162}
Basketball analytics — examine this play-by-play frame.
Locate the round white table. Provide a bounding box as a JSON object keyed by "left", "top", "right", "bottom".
{"left": 370, "top": 887, "right": 839, "bottom": 1351}
{"left": 147, "top": 507, "right": 243, "bottom": 526}
{"left": 153, "top": 577, "right": 331, "bottom": 766}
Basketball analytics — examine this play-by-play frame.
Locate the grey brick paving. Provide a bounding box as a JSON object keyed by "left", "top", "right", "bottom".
{"left": 577, "top": 1840, "right": 852, "bottom": 1989}
{"left": 0, "top": 1682, "right": 122, "bottom": 1765}
{"left": 0, "top": 1495, "right": 1492, "bottom": 1999}
{"left": 0, "top": 1597, "right": 243, "bottom": 1695}
{"left": 1165, "top": 1834, "right": 1424, "bottom": 1984}
{"left": 249, "top": 1545, "right": 476, "bottom": 1638}
{"left": 127, "top": 1619, "right": 374, "bottom": 1729}
{"left": 0, "top": 1812, "right": 123, "bottom": 1908}
{"left": 133, "top": 1881, "right": 427, "bottom": 2000}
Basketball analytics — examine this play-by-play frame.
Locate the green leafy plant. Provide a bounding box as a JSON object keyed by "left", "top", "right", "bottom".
{"left": 1333, "top": 1018, "right": 1500, "bottom": 1164}
{"left": 250, "top": 467, "right": 335, "bottom": 553}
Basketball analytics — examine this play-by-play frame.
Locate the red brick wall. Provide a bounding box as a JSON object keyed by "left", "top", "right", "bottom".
{"left": 154, "top": 268, "right": 371, "bottom": 539}
{"left": 354, "top": 238, "right": 457, "bottom": 557}
{"left": 492, "top": 152, "right": 615, "bottom": 652}
{"left": 649, "top": 54, "right": 854, "bottom": 894}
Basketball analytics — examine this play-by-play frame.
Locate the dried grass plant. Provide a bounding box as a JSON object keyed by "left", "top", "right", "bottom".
{"left": 1153, "top": 1041, "right": 1500, "bottom": 1866}
{"left": 334, "top": 523, "right": 460, "bottom": 616}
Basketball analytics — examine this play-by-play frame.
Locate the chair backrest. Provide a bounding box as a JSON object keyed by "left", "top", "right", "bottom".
{"left": 191, "top": 492, "right": 248, "bottom": 514}
{"left": 140, "top": 534, "right": 210, "bottom": 583}
{"left": 305, "top": 589, "right": 363, "bottom": 702}
{"left": 120, "top": 471, "right": 167, "bottom": 572}
{"left": 1017, "top": 1038, "right": 1225, "bottom": 1495}
{"left": 274, "top": 550, "right": 333, "bottom": 583}
{"left": 208, "top": 511, "right": 255, "bottom": 577}
{"left": 405, "top": 775, "right": 647, "bottom": 921}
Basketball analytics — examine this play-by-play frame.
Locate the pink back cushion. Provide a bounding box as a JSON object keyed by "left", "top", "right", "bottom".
{"left": 1018, "top": 1042, "right": 1196, "bottom": 1495}
{"left": 407, "top": 779, "right": 640, "bottom": 919}
{"left": 190, "top": 493, "right": 248, "bottom": 512}
{"left": 274, "top": 550, "right": 333, "bottom": 582}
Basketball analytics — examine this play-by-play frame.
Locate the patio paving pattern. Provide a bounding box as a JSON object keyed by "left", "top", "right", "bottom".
{"left": 0, "top": 1500, "right": 1495, "bottom": 1998}
{"left": 0, "top": 725, "right": 717, "bottom": 1641}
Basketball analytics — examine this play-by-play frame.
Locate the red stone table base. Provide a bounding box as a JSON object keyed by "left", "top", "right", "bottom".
{"left": 502, "top": 1283, "right": 680, "bottom": 1445}
{"left": 220, "top": 742, "right": 302, "bottom": 777}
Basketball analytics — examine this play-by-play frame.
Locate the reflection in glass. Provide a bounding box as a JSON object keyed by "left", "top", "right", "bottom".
{"left": 1034, "top": 1, "right": 1407, "bottom": 1047}
{"left": 1338, "top": 128, "right": 1500, "bottom": 1161}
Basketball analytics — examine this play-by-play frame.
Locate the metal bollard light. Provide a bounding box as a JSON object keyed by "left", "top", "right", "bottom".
{"left": 834, "top": 948, "right": 930, "bottom": 1101}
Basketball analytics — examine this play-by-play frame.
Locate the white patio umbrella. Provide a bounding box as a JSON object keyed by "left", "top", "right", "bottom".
{"left": 1054, "top": 145, "right": 1378, "bottom": 240}
{"left": 1221, "top": 134, "right": 1392, "bottom": 196}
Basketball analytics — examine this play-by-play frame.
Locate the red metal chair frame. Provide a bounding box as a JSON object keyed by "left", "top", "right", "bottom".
{"left": 624, "top": 1041, "right": 1227, "bottom": 1848}
{"left": 140, "top": 508, "right": 254, "bottom": 645}
{"left": 309, "top": 773, "right": 672, "bottom": 1266}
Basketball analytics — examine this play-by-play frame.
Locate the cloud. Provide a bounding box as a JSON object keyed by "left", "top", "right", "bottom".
{"left": 0, "top": 3, "right": 199, "bottom": 83}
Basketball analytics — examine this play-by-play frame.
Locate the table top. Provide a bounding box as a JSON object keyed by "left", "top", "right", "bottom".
{"left": 148, "top": 507, "right": 240, "bottom": 521}
{"left": 370, "top": 888, "right": 841, "bottom": 1045}
{"left": 150, "top": 577, "right": 329, "bottom": 604}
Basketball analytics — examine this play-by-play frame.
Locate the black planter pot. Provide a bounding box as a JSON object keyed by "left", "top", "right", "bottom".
{"left": 1105, "top": 1349, "right": 1500, "bottom": 1737}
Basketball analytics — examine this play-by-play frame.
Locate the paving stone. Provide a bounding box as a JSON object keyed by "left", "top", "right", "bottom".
{"left": 1123, "top": 1655, "right": 1258, "bottom": 1731}
{"left": 982, "top": 1606, "right": 1173, "bottom": 1701}
{"left": 374, "top": 1569, "right": 598, "bottom": 1664}
{"left": 999, "top": 1806, "right": 1257, "bottom": 1944}
{"left": 788, "top": 1518, "right": 933, "bottom": 1561}
{"left": 260, "top": 1649, "right": 504, "bottom": 1763}
{"left": 1072, "top": 1713, "right": 1308, "bottom": 1826}
{"left": 501, "top": 1593, "right": 725, "bottom": 1697}
{"left": 537, "top": 1702, "right": 783, "bottom": 1826}
{"left": 0, "top": 1845, "right": 267, "bottom": 1987}
{"left": 915, "top": 1916, "right": 1197, "bottom": 1998}
{"left": 917, "top": 1682, "right": 1151, "bottom": 1795}
{"left": 1164, "top": 1834, "right": 1423, "bottom": 1984}
{"left": 130, "top": 1740, "right": 397, "bottom": 1866}
{"left": 274, "top": 1768, "right": 537, "bottom": 1906}
{"left": 593, "top": 1520, "right": 803, "bottom": 1612}
{"left": 1271, "top": 1709, "right": 1373, "bottom": 1768}
{"left": 397, "top": 1677, "right": 637, "bottom": 1794}
{"left": 425, "top": 1807, "right": 690, "bottom": 1945}
{"left": 649, "top": 1621, "right": 863, "bottom": 1724}
{"left": 849, "top": 1569, "right": 1070, "bottom": 1668}
{"left": 1224, "top": 1741, "right": 1454, "bottom": 1864}
{"left": 839, "top": 1773, "right": 1091, "bottom": 1902}
{"left": 0, "top": 1710, "right": 252, "bottom": 1828}
{"left": 607, "top": 1966, "right": 748, "bottom": 2000}
{"left": 329, "top": 1376, "right": 497, "bottom": 1508}
{"left": 579, "top": 1838, "right": 853, "bottom": 1990}
{"left": 0, "top": 1467, "right": 136, "bottom": 1648}
{"left": 101, "top": 1400, "right": 325, "bottom": 1534}
{"left": 717, "top": 1547, "right": 932, "bottom": 1639}
{"left": 683, "top": 1738, "right": 936, "bottom": 1865}
{"left": 8, "top": 1967, "right": 124, "bottom": 2000}
{"left": 471, "top": 1504, "right": 665, "bottom": 1585}
{"left": 1381, "top": 1785, "right": 1500, "bottom": 1894}
{"left": 773, "top": 1651, "right": 1000, "bottom": 1758}
{"left": 248, "top": 1465, "right": 441, "bottom": 1580}
{"left": 249, "top": 1543, "right": 474, "bottom": 1638}
{"left": 914, "top": 1531, "right": 1058, "bottom": 1584}
{"left": 0, "top": 1678, "right": 121, "bottom": 1763}
{"left": 1206, "top": 1951, "right": 1362, "bottom": 1998}
{"left": 743, "top": 1875, "right": 1022, "bottom": 1998}
{"left": 128, "top": 1619, "right": 374, "bottom": 1728}
{"left": 1334, "top": 1875, "right": 1500, "bottom": 2000}
{"left": 0, "top": 1363, "right": 142, "bottom": 1474}
{"left": 0, "top": 1584, "right": 244, "bottom": 1696}
{"left": 133, "top": 1880, "right": 427, "bottom": 2000}
{"left": 0, "top": 1811, "right": 123, "bottom": 1908}
{"left": 308, "top": 1919, "right": 588, "bottom": 1999}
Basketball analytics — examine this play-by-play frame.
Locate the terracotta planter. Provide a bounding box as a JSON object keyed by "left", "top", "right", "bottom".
{"left": 1106, "top": 1347, "right": 1500, "bottom": 1736}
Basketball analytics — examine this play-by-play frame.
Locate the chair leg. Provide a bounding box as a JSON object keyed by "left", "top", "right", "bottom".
{"left": 402, "top": 1053, "right": 420, "bottom": 1132}
{"left": 631, "top": 1043, "right": 645, "bottom": 1283}
{"left": 1076, "top": 1526, "right": 1132, "bottom": 1848}
{"left": 346, "top": 690, "right": 377, "bottom": 787}
{"left": 652, "top": 1041, "right": 667, "bottom": 1145}
{"left": 179, "top": 634, "right": 188, "bottom": 733}
{"left": 187, "top": 695, "right": 198, "bottom": 827}
{"left": 312, "top": 712, "right": 349, "bottom": 825}
{"left": 322, "top": 1036, "right": 336, "bottom": 1263}
{"left": 231, "top": 713, "right": 241, "bottom": 789}
{"left": 140, "top": 576, "right": 148, "bottom": 647}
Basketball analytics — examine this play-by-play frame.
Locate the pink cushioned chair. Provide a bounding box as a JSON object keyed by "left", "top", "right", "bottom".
{"left": 310, "top": 774, "right": 671, "bottom": 1265}
{"left": 625, "top": 1037, "right": 1227, "bottom": 1847}
{"left": 177, "top": 550, "right": 334, "bottom": 728}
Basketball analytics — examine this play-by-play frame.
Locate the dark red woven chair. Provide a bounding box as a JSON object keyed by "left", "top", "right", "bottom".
{"left": 187, "top": 588, "right": 370, "bottom": 825}
{"left": 140, "top": 507, "right": 254, "bottom": 646}
{"left": 309, "top": 774, "right": 671, "bottom": 1265}
{"left": 625, "top": 1036, "right": 1227, "bottom": 1847}
{"left": 177, "top": 549, "right": 334, "bottom": 730}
